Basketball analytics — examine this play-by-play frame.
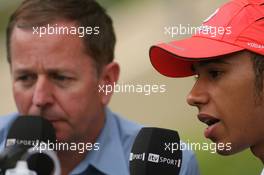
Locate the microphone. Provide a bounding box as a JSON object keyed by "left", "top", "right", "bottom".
{"left": 129, "top": 127, "right": 182, "bottom": 175}
{"left": 0, "top": 116, "right": 60, "bottom": 175}
{"left": 5, "top": 115, "right": 56, "bottom": 147}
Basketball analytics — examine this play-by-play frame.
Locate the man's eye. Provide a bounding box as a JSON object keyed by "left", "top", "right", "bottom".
{"left": 208, "top": 70, "right": 222, "bottom": 79}
{"left": 15, "top": 74, "right": 36, "bottom": 87}
{"left": 53, "top": 75, "right": 70, "bottom": 81}
{"left": 52, "top": 74, "right": 74, "bottom": 82}
{"left": 52, "top": 74, "right": 75, "bottom": 88}
{"left": 16, "top": 75, "right": 36, "bottom": 82}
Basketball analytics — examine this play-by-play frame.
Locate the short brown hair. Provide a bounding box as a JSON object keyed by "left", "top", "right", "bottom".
{"left": 6, "top": 0, "right": 116, "bottom": 72}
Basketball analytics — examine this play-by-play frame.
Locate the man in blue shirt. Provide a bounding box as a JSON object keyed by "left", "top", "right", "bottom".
{"left": 1, "top": 0, "right": 200, "bottom": 174}
{"left": 0, "top": 110, "right": 199, "bottom": 175}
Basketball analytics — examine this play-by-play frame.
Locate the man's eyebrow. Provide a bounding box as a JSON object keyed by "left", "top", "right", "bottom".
{"left": 12, "top": 68, "right": 33, "bottom": 75}
{"left": 191, "top": 59, "right": 230, "bottom": 72}
{"left": 12, "top": 68, "right": 72, "bottom": 74}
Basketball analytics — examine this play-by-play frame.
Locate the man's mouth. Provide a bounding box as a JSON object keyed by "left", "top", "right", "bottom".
{"left": 198, "top": 113, "right": 221, "bottom": 139}
{"left": 198, "top": 114, "right": 220, "bottom": 126}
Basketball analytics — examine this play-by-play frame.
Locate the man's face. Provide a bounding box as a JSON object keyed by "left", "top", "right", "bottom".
{"left": 187, "top": 51, "right": 264, "bottom": 155}
{"left": 10, "top": 22, "right": 107, "bottom": 143}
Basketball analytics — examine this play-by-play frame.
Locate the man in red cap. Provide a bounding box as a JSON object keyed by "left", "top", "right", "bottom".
{"left": 149, "top": 0, "right": 264, "bottom": 170}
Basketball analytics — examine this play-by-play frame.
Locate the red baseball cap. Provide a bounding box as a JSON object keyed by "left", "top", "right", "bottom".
{"left": 149, "top": 0, "right": 264, "bottom": 77}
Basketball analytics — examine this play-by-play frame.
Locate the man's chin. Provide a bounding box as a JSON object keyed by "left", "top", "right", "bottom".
{"left": 216, "top": 149, "right": 234, "bottom": 155}
{"left": 216, "top": 143, "right": 245, "bottom": 156}
{"left": 51, "top": 124, "right": 72, "bottom": 142}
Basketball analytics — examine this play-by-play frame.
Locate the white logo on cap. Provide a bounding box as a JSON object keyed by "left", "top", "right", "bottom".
{"left": 248, "top": 42, "right": 264, "bottom": 49}
{"left": 203, "top": 8, "right": 219, "bottom": 23}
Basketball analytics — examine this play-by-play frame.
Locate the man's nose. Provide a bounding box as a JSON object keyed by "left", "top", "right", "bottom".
{"left": 32, "top": 76, "right": 54, "bottom": 108}
{"left": 186, "top": 81, "right": 209, "bottom": 109}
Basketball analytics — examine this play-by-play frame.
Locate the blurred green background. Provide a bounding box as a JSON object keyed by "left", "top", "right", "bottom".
{"left": 0, "top": 0, "right": 262, "bottom": 174}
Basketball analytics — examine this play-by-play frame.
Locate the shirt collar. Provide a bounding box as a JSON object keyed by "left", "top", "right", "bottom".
{"left": 0, "top": 113, "right": 18, "bottom": 150}
{"left": 70, "top": 108, "right": 129, "bottom": 175}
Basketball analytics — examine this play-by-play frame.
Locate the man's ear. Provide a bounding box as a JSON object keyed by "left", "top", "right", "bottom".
{"left": 98, "top": 62, "right": 120, "bottom": 105}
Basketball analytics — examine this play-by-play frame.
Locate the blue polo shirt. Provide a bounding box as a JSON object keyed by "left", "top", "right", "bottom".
{"left": 0, "top": 108, "right": 200, "bottom": 175}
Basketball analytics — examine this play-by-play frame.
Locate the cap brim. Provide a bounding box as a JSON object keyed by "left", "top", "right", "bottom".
{"left": 149, "top": 36, "right": 244, "bottom": 77}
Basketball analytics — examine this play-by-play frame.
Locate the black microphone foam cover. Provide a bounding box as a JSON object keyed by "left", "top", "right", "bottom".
{"left": 130, "top": 127, "right": 182, "bottom": 175}
{"left": 5, "top": 116, "right": 56, "bottom": 148}
{"left": 1, "top": 116, "right": 57, "bottom": 175}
